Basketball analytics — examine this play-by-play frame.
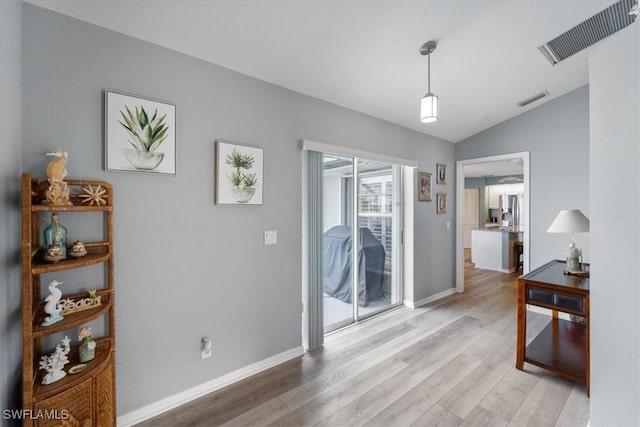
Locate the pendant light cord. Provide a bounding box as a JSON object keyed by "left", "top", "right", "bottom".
{"left": 427, "top": 53, "right": 431, "bottom": 93}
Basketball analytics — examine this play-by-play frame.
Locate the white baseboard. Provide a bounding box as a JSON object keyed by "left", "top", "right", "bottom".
{"left": 117, "top": 346, "right": 305, "bottom": 427}
{"left": 404, "top": 287, "right": 457, "bottom": 309}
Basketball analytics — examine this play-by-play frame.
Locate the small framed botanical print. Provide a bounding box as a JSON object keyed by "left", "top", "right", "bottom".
{"left": 215, "top": 140, "right": 264, "bottom": 205}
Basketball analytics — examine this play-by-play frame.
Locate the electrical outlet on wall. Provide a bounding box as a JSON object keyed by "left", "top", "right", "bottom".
{"left": 201, "top": 337, "right": 212, "bottom": 359}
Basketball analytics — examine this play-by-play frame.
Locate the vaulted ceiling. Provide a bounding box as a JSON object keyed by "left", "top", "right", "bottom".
{"left": 27, "top": 0, "right": 615, "bottom": 142}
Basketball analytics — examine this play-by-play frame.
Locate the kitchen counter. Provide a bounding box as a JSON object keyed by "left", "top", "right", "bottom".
{"left": 471, "top": 228, "right": 522, "bottom": 272}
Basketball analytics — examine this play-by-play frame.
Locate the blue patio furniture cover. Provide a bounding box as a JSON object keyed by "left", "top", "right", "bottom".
{"left": 323, "top": 225, "right": 386, "bottom": 307}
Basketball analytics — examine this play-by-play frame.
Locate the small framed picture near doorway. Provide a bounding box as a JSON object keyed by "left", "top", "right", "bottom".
{"left": 436, "top": 163, "right": 447, "bottom": 185}
{"left": 418, "top": 172, "right": 432, "bottom": 202}
{"left": 437, "top": 192, "right": 447, "bottom": 214}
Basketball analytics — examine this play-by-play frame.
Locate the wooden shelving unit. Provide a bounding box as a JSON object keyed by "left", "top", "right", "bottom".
{"left": 22, "top": 173, "right": 116, "bottom": 426}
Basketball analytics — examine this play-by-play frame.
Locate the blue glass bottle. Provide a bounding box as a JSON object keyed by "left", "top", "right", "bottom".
{"left": 43, "top": 213, "right": 68, "bottom": 260}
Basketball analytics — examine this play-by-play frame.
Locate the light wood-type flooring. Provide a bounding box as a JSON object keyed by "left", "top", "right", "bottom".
{"left": 139, "top": 251, "right": 589, "bottom": 426}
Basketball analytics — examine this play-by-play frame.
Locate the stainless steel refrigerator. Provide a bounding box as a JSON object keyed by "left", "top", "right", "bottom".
{"left": 499, "top": 194, "right": 523, "bottom": 231}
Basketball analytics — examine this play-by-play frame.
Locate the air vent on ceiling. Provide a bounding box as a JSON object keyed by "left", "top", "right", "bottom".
{"left": 538, "top": 0, "right": 638, "bottom": 65}
{"left": 517, "top": 90, "right": 550, "bottom": 108}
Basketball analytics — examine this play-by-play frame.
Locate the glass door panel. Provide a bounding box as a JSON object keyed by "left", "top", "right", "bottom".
{"left": 323, "top": 154, "right": 355, "bottom": 332}
{"left": 356, "top": 159, "right": 401, "bottom": 319}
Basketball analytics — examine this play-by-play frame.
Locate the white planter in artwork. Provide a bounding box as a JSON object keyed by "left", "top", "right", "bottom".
{"left": 230, "top": 186, "right": 256, "bottom": 203}
{"left": 123, "top": 149, "right": 164, "bottom": 170}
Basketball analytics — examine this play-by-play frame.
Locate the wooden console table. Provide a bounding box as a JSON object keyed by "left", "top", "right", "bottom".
{"left": 516, "top": 259, "right": 589, "bottom": 395}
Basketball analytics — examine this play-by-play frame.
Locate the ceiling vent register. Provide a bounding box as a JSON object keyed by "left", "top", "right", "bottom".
{"left": 538, "top": 0, "right": 638, "bottom": 65}
{"left": 517, "top": 90, "right": 550, "bottom": 108}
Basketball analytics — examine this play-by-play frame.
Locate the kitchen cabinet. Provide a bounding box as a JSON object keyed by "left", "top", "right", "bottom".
{"left": 471, "top": 228, "right": 521, "bottom": 272}
{"left": 487, "top": 184, "right": 524, "bottom": 208}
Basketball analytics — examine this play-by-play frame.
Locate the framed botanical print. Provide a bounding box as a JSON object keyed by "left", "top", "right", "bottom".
{"left": 105, "top": 91, "right": 176, "bottom": 175}
{"left": 215, "top": 140, "right": 264, "bottom": 205}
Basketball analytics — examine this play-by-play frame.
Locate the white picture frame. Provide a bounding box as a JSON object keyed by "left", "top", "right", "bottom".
{"left": 437, "top": 192, "right": 447, "bottom": 214}
{"left": 215, "top": 140, "right": 264, "bottom": 205}
{"left": 105, "top": 90, "right": 176, "bottom": 175}
{"left": 436, "top": 163, "right": 447, "bottom": 185}
{"left": 418, "top": 172, "right": 432, "bottom": 202}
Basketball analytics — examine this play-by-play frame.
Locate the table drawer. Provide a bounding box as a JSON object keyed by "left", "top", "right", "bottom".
{"left": 527, "top": 288, "right": 554, "bottom": 304}
{"left": 526, "top": 287, "right": 585, "bottom": 313}
{"left": 554, "top": 293, "right": 583, "bottom": 312}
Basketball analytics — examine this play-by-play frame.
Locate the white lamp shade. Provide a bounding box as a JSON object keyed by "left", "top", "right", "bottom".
{"left": 547, "top": 209, "right": 590, "bottom": 233}
{"left": 421, "top": 93, "right": 438, "bottom": 123}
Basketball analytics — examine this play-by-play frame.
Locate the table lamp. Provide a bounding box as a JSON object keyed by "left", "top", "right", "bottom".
{"left": 547, "top": 209, "right": 590, "bottom": 275}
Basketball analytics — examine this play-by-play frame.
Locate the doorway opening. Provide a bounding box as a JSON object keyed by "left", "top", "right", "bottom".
{"left": 455, "top": 152, "right": 530, "bottom": 292}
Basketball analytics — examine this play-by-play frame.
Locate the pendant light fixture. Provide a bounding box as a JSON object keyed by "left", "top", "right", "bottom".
{"left": 420, "top": 40, "right": 438, "bottom": 123}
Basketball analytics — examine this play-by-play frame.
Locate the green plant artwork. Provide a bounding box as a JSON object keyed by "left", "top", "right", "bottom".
{"left": 216, "top": 141, "right": 263, "bottom": 205}
{"left": 118, "top": 105, "right": 169, "bottom": 152}
{"left": 106, "top": 91, "right": 176, "bottom": 174}
{"left": 225, "top": 149, "right": 257, "bottom": 188}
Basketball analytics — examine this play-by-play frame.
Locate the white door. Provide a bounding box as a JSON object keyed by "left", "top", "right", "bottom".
{"left": 463, "top": 189, "right": 479, "bottom": 248}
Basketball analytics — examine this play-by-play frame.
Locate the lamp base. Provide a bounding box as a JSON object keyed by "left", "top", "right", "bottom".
{"left": 563, "top": 268, "right": 589, "bottom": 277}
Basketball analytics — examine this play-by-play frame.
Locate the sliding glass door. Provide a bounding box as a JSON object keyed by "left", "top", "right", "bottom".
{"left": 356, "top": 159, "right": 402, "bottom": 320}
{"left": 323, "top": 154, "right": 354, "bottom": 331}
{"left": 322, "top": 155, "right": 402, "bottom": 333}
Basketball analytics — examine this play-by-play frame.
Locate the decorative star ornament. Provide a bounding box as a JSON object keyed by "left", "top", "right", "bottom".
{"left": 79, "top": 185, "right": 107, "bottom": 206}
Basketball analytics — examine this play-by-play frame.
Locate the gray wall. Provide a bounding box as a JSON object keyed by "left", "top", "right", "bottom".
{"left": 456, "top": 86, "right": 590, "bottom": 269}
{"left": 589, "top": 22, "right": 640, "bottom": 426}
{"left": 0, "top": 0, "right": 24, "bottom": 419}
{"left": 414, "top": 144, "right": 456, "bottom": 301}
{"left": 19, "top": 5, "right": 454, "bottom": 415}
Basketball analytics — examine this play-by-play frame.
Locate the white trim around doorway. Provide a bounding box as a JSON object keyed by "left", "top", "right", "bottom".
{"left": 301, "top": 139, "right": 418, "bottom": 168}
{"left": 455, "top": 152, "right": 531, "bottom": 293}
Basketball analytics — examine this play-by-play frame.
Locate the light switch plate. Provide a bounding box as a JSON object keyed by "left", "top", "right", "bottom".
{"left": 264, "top": 230, "right": 277, "bottom": 245}
{"left": 201, "top": 337, "right": 212, "bottom": 359}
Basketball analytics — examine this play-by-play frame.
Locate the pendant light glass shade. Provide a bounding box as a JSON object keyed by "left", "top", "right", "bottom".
{"left": 421, "top": 93, "right": 438, "bottom": 123}
{"left": 419, "top": 40, "right": 438, "bottom": 124}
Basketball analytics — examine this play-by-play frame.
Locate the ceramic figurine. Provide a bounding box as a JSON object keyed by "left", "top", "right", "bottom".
{"left": 39, "top": 336, "right": 71, "bottom": 385}
{"left": 43, "top": 147, "right": 72, "bottom": 205}
{"left": 566, "top": 243, "right": 582, "bottom": 272}
{"left": 69, "top": 240, "right": 87, "bottom": 258}
{"left": 41, "top": 280, "right": 64, "bottom": 327}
